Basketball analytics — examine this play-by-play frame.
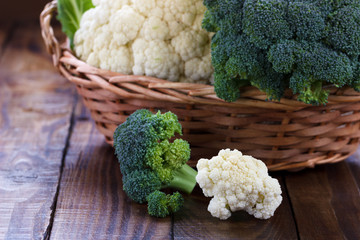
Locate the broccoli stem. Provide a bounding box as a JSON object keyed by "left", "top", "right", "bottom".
{"left": 163, "top": 164, "right": 197, "bottom": 194}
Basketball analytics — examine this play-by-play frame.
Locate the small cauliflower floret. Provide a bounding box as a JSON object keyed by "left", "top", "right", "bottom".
{"left": 74, "top": 0, "right": 213, "bottom": 84}
{"left": 196, "top": 149, "right": 282, "bottom": 220}
{"left": 74, "top": 7, "right": 109, "bottom": 60}
{"left": 133, "top": 39, "right": 182, "bottom": 81}
{"left": 184, "top": 47, "right": 213, "bottom": 82}
{"left": 165, "top": 0, "right": 197, "bottom": 27}
{"left": 132, "top": 0, "right": 163, "bottom": 18}
{"left": 96, "top": 0, "right": 130, "bottom": 14}
{"left": 172, "top": 30, "right": 209, "bottom": 61}
{"left": 140, "top": 16, "right": 169, "bottom": 41}
{"left": 98, "top": 47, "right": 133, "bottom": 74}
{"left": 192, "top": 1, "right": 208, "bottom": 31}
{"left": 208, "top": 196, "right": 231, "bottom": 220}
{"left": 109, "top": 6, "right": 145, "bottom": 45}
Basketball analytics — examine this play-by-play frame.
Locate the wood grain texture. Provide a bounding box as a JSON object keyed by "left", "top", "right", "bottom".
{"left": 174, "top": 176, "right": 298, "bottom": 240}
{"left": 285, "top": 162, "right": 360, "bottom": 240}
{"left": 2, "top": 20, "right": 360, "bottom": 240}
{"left": 347, "top": 149, "right": 360, "bottom": 191}
{"left": 0, "top": 22, "right": 76, "bottom": 239}
{"left": 50, "top": 102, "right": 172, "bottom": 239}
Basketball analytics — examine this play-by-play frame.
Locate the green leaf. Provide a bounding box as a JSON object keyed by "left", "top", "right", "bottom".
{"left": 57, "top": 0, "right": 94, "bottom": 48}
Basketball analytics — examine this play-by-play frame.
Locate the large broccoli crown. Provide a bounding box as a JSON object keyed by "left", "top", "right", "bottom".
{"left": 113, "top": 109, "right": 197, "bottom": 217}
{"left": 204, "top": 0, "right": 360, "bottom": 105}
{"left": 113, "top": 109, "right": 188, "bottom": 182}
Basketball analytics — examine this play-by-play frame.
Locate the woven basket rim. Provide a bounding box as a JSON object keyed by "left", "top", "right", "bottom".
{"left": 40, "top": 0, "right": 360, "bottom": 110}
{"left": 62, "top": 49, "right": 360, "bottom": 108}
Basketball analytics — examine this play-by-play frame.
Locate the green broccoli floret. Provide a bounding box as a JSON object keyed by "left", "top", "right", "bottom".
{"left": 287, "top": 1, "right": 326, "bottom": 42}
{"left": 203, "top": 0, "right": 360, "bottom": 105}
{"left": 250, "top": 60, "right": 287, "bottom": 101}
{"left": 122, "top": 169, "right": 161, "bottom": 203}
{"left": 209, "top": 23, "right": 263, "bottom": 101}
{"left": 351, "top": 60, "right": 360, "bottom": 91}
{"left": 293, "top": 41, "right": 353, "bottom": 88}
{"left": 267, "top": 39, "right": 353, "bottom": 104}
{"left": 267, "top": 40, "right": 297, "bottom": 74}
{"left": 203, "top": 0, "right": 244, "bottom": 33}
{"left": 113, "top": 109, "right": 197, "bottom": 217}
{"left": 326, "top": 5, "right": 360, "bottom": 56}
{"left": 243, "top": 0, "right": 292, "bottom": 49}
{"left": 146, "top": 191, "right": 184, "bottom": 218}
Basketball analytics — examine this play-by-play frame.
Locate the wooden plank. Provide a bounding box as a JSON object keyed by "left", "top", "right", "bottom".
{"left": 174, "top": 175, "right": 298, "bottom": 239}
{"left": 346, "top": 149, "right": 360, "bottom": 191}
{"left": 285, "top": 162, "right": 360, "bottom": 240}
{"left": 0, "top": 22, "right": 76, "bottom": 239}
{"left": 50, "top": 102, "right": 172, "bottom": 239}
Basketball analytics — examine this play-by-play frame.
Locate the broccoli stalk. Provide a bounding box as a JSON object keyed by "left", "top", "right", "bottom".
{"left": 113, "top": 109, "right": 197, "bottom": 217}
{"left": 296, "top": 81, "right": 329, "bottom": 106}
{"left": 164, "top": 164, "right": 197, "bottom": 194}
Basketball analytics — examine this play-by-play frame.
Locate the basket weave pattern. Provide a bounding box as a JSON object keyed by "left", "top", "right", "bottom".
{"left": 41, "top": 1, "right": 360, "bottom": 171}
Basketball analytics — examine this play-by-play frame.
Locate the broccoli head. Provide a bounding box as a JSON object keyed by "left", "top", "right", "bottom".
{"left": 113, "top": 109, "right": 197, "bottom": 217}
{"left": 203, "top": 0, "right": 360, "bottom": 105}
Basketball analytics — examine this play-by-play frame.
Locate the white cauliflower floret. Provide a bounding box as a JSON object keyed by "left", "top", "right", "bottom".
{"left": 132, "top": 39, "right": 182, "bottom": 81}
{"left": 164, "top": 0, "right": 198, "bottom": 27}
{"left": 109, "top": 6, "right": 145, "bottom": 46}
{"left": 74, "top": 0, "right": 213, "bottom": 84}
{"left": 163, "top": 11, "right": 185, "bottom": 38}
{"left": 196, "top": 149, "right": 283, "bottom": 220}
{"left": 132, "top": 0, "right": 163, "bottom": 18}
{"left": 192, "top": 1, "right": 208, "bottom": 31}
{"left": 98, "top": 46, "right": 133, "bottom": 74}
{"left": 74, "top": 7, "right": 110, "bottom": 60}
{"left": 95, "top": 0, "right": 130, "bottom": 14}
{"left": 184, "top": 45, "right": 213, "bottom": 81}
{"left": 140, "top": 16, "right": 169, "bottom": 41}
{"left": 171, "top": 30, "right": 209, "bottom": 61}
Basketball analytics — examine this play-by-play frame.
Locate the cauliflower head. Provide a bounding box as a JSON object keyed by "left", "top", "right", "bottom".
{"left": 196, "top": 149, "right": 282, "bottom": 220}
{"left": 74, "top": 0, "right": 213, "bottom": 83}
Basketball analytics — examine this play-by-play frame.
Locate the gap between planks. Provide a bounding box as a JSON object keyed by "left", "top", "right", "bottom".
{"left": 284, "top": 162, "right": 360, "bottom": 240}
{"left": 0, "top": 21, "right": 77, "bottom": 239}
{"left": 43, "top": 94, "right": 79, "bottom": 240}
{"left": 48, "top": 100, "right": 173, "bottom": 239}
{"left": 281, "top": 175, "right": 301, "bottom": 240}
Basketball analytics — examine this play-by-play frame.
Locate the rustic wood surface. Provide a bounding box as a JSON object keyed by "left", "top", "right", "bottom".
{"left": 0, "top": 22, "right": 360, "bottom": 240}
{"left": 0, "top": 21, "right": 75, "bottom": 240}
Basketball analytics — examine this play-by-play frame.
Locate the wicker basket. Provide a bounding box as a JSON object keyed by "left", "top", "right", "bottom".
{"left": 40, "top": 1, "right": 360, "bottom": 171}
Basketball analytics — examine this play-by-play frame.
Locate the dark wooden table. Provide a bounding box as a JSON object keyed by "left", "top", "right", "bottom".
{"left": 1, "top": 21, "right": 360, "bottom": 240}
